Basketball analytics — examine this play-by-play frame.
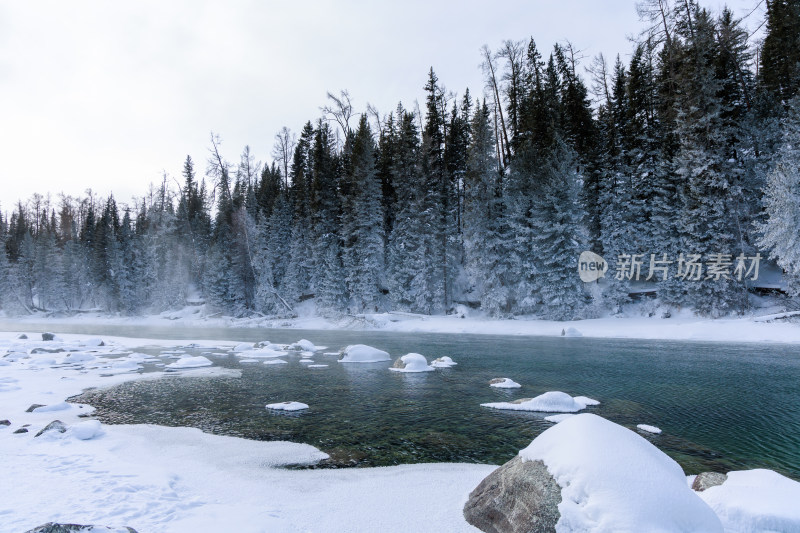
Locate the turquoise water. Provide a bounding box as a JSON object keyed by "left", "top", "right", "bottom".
{"left": 6, "top": 323, "right": 800, "bottom": 477}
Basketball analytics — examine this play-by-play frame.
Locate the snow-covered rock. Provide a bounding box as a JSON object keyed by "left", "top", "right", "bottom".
{"left": 573, "top": 395, "right": 600, "bottom": 407}
{"left": 519, "top": 413, "right": 723, "bottom": 532}
{"left": 289, "top": 339, "right": 317, "bottom": 352}
{"left": 81, "top": 337, "right": 105, "bottom": 347}
{"left": 489, "top": 377, "right": 521, "bottom": 388}
{"left": 165, "top": 356, "right": 213, "bottom": 369}
{"left": 390, "top": 353, "right": 434, "bottom": 373}
{"left": 32, "top": 401, "right": 71, "bottom": 413}
{"left": 71, "top": 420, "right": 103, "bottom": 440}
{"left": 561, "top": 327, "right": 582, "bottom": 337}
{"left": 637, "top": 424, "right": 662, "bottom": 434}
{"left": 338, "top": 344, "right": 390, "bottom": 363}
{"left": 431, "top": 356, "right": 457, "bottom": 368}
{"left": 481, "top": 391, "right": 588, "bottom": 412}
{"left": 57, "top": 352, "right": 97, "bottom": 364}
{"left": 266, "top": 401, "right": 309, "bottom": 411}
{"left": 698, "top": 469, "right": 800, "bottom": 532}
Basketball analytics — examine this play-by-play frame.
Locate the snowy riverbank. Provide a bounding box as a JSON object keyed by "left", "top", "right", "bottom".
{"left": 5, "top": 302, "right": 800, "bottom": 344}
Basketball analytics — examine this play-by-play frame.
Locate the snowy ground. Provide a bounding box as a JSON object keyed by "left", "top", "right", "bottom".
{"left": 0, "top": 332, "right": 491, "bottom": 532}
{"left": 6, "top": 299, "right": 800, "bottom": 344}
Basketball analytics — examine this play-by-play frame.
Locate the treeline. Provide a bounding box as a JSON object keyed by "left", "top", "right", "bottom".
{"left": 1, "top": 0, "right": 799, "bottom": 320}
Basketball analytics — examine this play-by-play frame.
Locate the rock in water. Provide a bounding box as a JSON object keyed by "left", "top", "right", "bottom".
{"left": 692, "top": 472, "right": 728, "bottom": 492}
{"left": 463, "top": 456, "right": 561, "bottom": 533}
{"left": 41, "top": 332, "right": 55, "bottom": 341}
{"left": 34, "top": 420, "right": 67, "bottom": 437}
{"left": 25, "top": 523, "right": 138, "bottom": 533}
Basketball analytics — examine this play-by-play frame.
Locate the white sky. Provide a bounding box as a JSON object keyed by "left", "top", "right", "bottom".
{"left": 0, "top": 0, "right": 765, "bottom": 213}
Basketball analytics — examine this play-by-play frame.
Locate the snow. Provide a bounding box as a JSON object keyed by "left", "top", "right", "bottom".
{"left": 520, "top": 413, "right": 723, "bottom": 532}
{"left": 338, "top": 344, "right": 391, "bottom": 363}
{"left": 0, "top": 331, "right": 494, "bottom": 532}
{"left": 489, "top": 377, "right": 521, "bottom": 388}
{"left": 637, "top": 424, "right": 662, "bottom": 434}
{"left": 562, "top": 326, "right": 583, "bottom": 337}
{"left": 266, "top": 401, "right": 309, "bottom": 411}
{"left": 544, "top": 414, "right": 575, "bottom": 423}
{"left": 481, "top": 391, "right": 590, "bottom": 413}
{"left": 698, "top": 469, "right": 800, "bottom": 533}
{"left": 389, "top": 353, "right": 435, "bottom": 373}
{"left": 32, "top": 401, "right": 71, "bottom": 413}
{"left": 307, "top": 364, "right": 328, "bottom": 368}
{"left": 573, "top": 395, "right": 600, "bottom": 407}
{"left": 165, "top": 356, "right": 213, "bottom": 369}
{"left": 263, "top": 359, "right": 288, "bottom": 365}
{"left": 431, "top": 356, "right": 457, "bottom": 368}
{"left": 232, "top": 343, "right": 254, "bottom": 352}
{"left": 71, "top": 420, "right": 104, "bottom": 440}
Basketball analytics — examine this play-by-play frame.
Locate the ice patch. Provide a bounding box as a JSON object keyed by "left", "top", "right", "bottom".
{"left": 307, "top": 364, "right": 328, "bottom": 368}
{"left": 573, "top": 395, "right": 600, "bottom": 407}
{"left": 637, "top": 424, "right": 662, "bottom": 434}
{"left": 166, "top": 356, "right": 213, "bottom": 369}
{"left": 266, "top": 401, "right": 309, "bottom": 411}
{"left": 232, "top": 343, "right": 254, "bottom": 352}
{"left": 263, "top": 359, "right": 288, "bottom": 365}
{"left": 338, "top": 344, "right": 391, "bottom": 363}
{"left": 544, "top": 414, "right": 575, "bottom": 423}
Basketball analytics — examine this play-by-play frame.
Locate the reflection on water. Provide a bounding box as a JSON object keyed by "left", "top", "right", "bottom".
{"left": 6, "top": 322, "right": 800, "bottom": 477}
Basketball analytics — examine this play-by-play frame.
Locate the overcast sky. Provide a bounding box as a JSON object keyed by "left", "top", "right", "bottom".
{"left": 0, "top": 0, "right": 765, "bottom": 212}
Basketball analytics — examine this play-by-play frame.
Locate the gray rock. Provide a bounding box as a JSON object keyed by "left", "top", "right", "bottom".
{"left": 392, "top": 358, "right": 407, "bottom": 369}
{"left": 35, "top": 420, "right": 67, "bottom": 437}
{"left": 18, "top": 333, "right": 28, "bottom": 339}
{"left": 464, "top": 456, "right": 561, "bottom": 533}
{"left": 13, "top": 427, "right": 28, "bottom": 434}
{"left": 41, "top": 332, "right": 56, "bottom": 341}
{"left": 25, "top": 404, "right": 46, "bottom": 412}
{"left": 31, "top": 347, "right": 65, "bottom": 354}
{"left": 25, "top": 523, "right": 138, "bottom": 533}
{"left": 692, "top": 472, "right": 728, "bottom": 492}
{"left": 0, "top": 419, "right": 10, "bottom": 426}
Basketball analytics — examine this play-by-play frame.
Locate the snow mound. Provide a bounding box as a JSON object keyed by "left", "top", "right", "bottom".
{"left": 520, "top": 413, "right": 723, "bottom": 532}
{"left": 389, "top": 353, "right": 435, "bottom": 373}
{"left": 637, "top": 424, "right": 662, "bottom": 434}
{"left": 241, "top": 347, "right": 287, "bottom": 358}
{"left": 81, "top": 337, "right": 105, "bottom": 347}
{"left": 431, "top": 356, "right": 457, "bottom": 368}
{"left": 232, "top": 343, "right": 254, "bottom": 352}
{"left": 561, "top": 327, "right": 582, "bottom": 337}
{"left": 57, "top": 352, "right": 96, "bottom": 364}
{"left": 166, "top": 356, "right": 213, "bottom": 369}
{"left": 266, "top": 401, "right": 309, "bottom": 411}
{"left": 481, "top": 391, "right": 587, "bottom": 412}
{"left": 338, "top": 344, "right": 391, "bottom": 363}
{"left": 32, "top": 401, "right": 71, "bottom": 413}
{"left": 289, "top": 339, "right": 317, "bottom": 352}
{"left": 545, "top": 414, "right": 575, "bottom": 423}
{"left": 699, "top": 469, "right": 800, "bottom": 532}
{"left": 573, "top": 395, "right": 600, "bottom": 407}
{"left": 72, "top": 420, "right": 103, "bottom": 440}
{"left": 490, "top": 377, "right": 521, "bottom": 388}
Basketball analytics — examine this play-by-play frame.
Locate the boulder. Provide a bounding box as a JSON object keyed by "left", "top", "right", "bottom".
{"left": 25, "top": 523, "right": 138, "bottom": 533}
{"left": 0, "top": 419, "right": 10, "bottom": 426}
{"left": 41, "top": 332, "right": 56, "bottom": 341}
{"left": 692, "top": 472, "right": 728, "bottom": 492}
{"left": 13, "top": 427, "right": 28, "bottom": 434}
{"left": 18, "top": 334, "right": 28, "bottom": 339}
{"left": 34, "top": 420, "right": 67, "bottom": 437}
{"left": 25, "top": 404, "right": 46, "bottom": 412}
{"left": 464, "top": 455, "right": 561, "bottom": 533}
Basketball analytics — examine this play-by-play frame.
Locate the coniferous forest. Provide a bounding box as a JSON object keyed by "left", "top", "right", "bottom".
{"left": 1, "top": 0, "right": 799, "bottom": 320}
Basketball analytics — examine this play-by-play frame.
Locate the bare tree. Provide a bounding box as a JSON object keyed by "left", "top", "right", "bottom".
{"left": 271, "top": 127, "right": 296, "bottom": 188}
{"left": 321, "top": 90, "right": 354, "bottom": 142}
{"left": 587, "top": 53, "right": 612, "bottom": 106}
{"left": 481, "top": 45, "right": 512, "bottom": 166}
{"left": 366, "top": 102, "right": 385, "bottom": 138}
{"left": 207, "top": 132, "right": 231, "bottom": 204}
{"left": 498, "top": 39, "right": 525, "bottom": 140}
